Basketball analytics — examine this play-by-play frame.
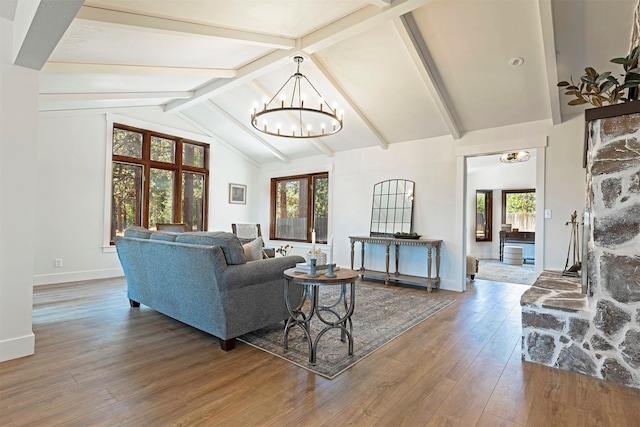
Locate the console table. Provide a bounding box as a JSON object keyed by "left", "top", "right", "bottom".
{"left": 499, "top": 231, "right": 535, "bottom": 263}
{"left": 349, "top": 236, "right": 442, "bottom": 292}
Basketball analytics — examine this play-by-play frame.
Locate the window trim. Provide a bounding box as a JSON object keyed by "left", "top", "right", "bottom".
{"left": 103, "top": 115, "right": 210, "bottom": 249}
{"left": 501, "top": 188, "right": 536, "bottom": 230}
{"left": 269, "top": 172, "right": 329, "bottom": 243}
{"left": 475, "top": 189, "right": 493, "bottom": 242}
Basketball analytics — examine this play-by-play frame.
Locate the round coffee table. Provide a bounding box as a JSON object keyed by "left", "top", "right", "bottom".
{"left": 283, "top": 267, "right": 359, "bottom": 365}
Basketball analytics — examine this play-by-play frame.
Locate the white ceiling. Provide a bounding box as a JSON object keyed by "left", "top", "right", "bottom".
{"left": 9, "top": 0, "right": 639, "bottom": 164}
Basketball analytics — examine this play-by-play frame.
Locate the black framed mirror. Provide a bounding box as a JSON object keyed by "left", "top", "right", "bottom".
{"left": 370, "top": 179, "right": 414, "bottom": 237}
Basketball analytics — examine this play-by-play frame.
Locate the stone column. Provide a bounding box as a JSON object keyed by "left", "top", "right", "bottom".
{"left": 585, "top": 104, "right": 640, "bottom": 388}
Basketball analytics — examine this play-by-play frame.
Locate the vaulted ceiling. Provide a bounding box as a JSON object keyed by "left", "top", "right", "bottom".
{"left": 6, "top": 0, "right": 638, "bottom": 164}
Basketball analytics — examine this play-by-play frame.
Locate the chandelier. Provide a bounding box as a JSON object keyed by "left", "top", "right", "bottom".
{"left": 251, "top": 56, "right": 343, "bottom": 138}
{"left": 500, "top": 151, "right": 530, "bottom": 163}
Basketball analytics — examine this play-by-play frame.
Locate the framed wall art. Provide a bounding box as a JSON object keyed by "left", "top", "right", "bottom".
{"left": 229, "top": 183, "right": 246, "bottom": 204}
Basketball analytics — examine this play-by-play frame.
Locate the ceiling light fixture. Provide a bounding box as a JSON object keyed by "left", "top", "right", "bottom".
{"left": 251, "top": 56, "right": 343, "bottom": 138}
{"left": 508, "top": 57, "right": 524, "bottom": 67}
{"left": 500, "top": 151, "right": 531, "bottom": 163}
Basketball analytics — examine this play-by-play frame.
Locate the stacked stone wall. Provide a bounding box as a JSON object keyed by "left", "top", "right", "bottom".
{"left": 522, "top": 107, "right": 640, "bottom": 389}
{"left": 586, "top": 111, "right": 640, "bottom": 388}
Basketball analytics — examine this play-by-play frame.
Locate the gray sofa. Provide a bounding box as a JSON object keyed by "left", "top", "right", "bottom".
{"left": 115, "top": 227, "right": 304, "bottom": 350}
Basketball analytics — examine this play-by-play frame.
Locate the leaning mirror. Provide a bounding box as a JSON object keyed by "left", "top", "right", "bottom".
{"left": 370, "top": 179, "right": 414, "bottom": 237}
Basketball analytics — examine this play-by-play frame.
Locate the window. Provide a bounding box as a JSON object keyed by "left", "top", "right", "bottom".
{"left": 502, "top": 189, "right": 536, "bottom": 232}
{"left": 476, "top": 190, "right": 493, "bottom": 241}
{"left": 110, "top": 124, "right": 209, "bottom": 243}
{"left": 270, "top": 172, "right": 328, "bottom": 243}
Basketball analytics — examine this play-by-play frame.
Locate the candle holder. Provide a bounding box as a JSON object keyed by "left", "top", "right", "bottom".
{"left": 324, "top": 263, "right": 337, "bottom": 278}
{"left": 307, "top": 258, "right": 319, "bottom": 278}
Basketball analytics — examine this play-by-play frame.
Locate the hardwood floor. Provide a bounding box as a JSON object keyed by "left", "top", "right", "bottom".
{"left": 1, "top": 277, "right": 639, "bottom": 426}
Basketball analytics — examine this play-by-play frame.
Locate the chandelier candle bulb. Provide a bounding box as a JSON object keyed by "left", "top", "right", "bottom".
{"left": 311, "top": 230, "right": 316, "bottom": 260}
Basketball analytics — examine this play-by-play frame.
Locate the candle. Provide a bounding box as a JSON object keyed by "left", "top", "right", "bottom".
{"left": 311, "top": 230, "right": 316, "bottom": 260}
{"left": 328, "top": 236, "right": 333, "bottom": 265}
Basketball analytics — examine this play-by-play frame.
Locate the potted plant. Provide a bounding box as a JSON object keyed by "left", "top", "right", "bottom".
{"left": 276, "top": 244, "right": 291, "bottom": 257}
{"left": 557, "top": 46, "right": 640, "bottom": 107}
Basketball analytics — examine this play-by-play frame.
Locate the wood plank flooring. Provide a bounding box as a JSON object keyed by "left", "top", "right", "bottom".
{"left": 1, "top": 277, "right": 639, "bottom": 426}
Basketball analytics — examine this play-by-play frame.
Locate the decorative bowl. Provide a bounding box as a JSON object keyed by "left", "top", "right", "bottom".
{"left": 393, "top": 232, "right": 421, "bottom": 240}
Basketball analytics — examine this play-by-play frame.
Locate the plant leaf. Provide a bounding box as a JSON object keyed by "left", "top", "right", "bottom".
{"left": 600, "top": 80, "right": 615, "bottom": 93}
{"left": 585, "top": 67, "right": 598, "bottom": 80}
{"left": 611, "top": 57, "right": 627, "bottom": 64}
{"left": 591, "top": 96, "right": 602, "bottom": 107}
{"left": 568, "top": 98, "right": 588, "bottom": 105}
{"left": 557, "top": 81, "right": 570, "bottom": 87}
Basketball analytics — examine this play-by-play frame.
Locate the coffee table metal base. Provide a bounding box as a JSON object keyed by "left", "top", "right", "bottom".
{"left": 284, "top": 280, "right": 355, "bottom": 365}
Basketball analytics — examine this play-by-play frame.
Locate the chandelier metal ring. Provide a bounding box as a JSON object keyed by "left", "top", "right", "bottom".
{"left": 250, "top": 56, "right": 343, "bottom": 139}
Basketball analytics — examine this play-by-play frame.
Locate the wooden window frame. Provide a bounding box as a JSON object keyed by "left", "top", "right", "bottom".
{"left": 501, "top": 188, "right": 536, "bottom": 230}
{"left": 110, "top": 123, "right": 209, "bottom": 243}
{"left": 475, "top": 189, "right": 493, "bottom": 242}
{"left": 269, "top": 172, "right": 328, "bottom": 243}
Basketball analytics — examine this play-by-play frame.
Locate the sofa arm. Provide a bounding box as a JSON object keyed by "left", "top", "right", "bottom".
{"left": 218, "top": 255, "right": 305, "bottom": 291}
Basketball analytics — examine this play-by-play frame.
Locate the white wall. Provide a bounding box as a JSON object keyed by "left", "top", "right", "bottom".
{"left": 259, "top": 116, "right": 587, "bottom": 291}
{"left": 33, "top": 112, "right": 261, "bottom": 285}
{"left": 30, "top": 109, "right": 587, "bottom": 293}
{"left": 260, "top": 136, "right": 460, "bottom": 290}
{"left": 0, "top": 16, "right": 36, "bottom": 361}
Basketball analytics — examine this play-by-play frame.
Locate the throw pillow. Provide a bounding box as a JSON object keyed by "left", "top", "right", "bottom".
{"left": 150, "top": 231, "right": 178, "bottom": 242}
{"left": 124, "top": 226, "right": 153, "bottom": 239}
{"left": 243, "top": 237, "right": 263, "bottom": 261}
{"left": 175, "top": 232, "right": 246, "bottom": 265}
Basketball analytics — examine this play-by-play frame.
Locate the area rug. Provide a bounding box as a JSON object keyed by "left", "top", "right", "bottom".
{"left": 239, "top": 284, "right": 454, "bottom": 379}
{"left": 474, "top": 259, "right": 536, "bottom": 285}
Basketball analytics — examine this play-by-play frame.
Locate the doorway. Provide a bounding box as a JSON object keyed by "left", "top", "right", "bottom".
{"left": 454, "top": 140, "right": 547, "bottom": 291}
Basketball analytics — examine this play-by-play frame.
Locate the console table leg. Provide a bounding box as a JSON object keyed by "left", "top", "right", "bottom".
{"left": 395, "top": 244, "right": 400, "bottom": 275}
{"left": 385, "top": 244, "right": 390, "bottom": 285}
{"left": 427, "top": 247, "right": 433, "bottom": 281}
{"left": 435, "top": 245, "right": 441, "bottom": 283}
{"left": 350, "top": 240, "right": 355, "bottom": 270}
{"left": 360, "top": 242, "right": 365, "bottom": 271}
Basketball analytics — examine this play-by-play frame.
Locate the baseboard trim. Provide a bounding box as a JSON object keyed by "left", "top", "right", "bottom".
{"left": 33, "top": 267, "right": 124, "bottom": 286}
{"left": 0, "top": 333, "right": 35, "bottom": 362}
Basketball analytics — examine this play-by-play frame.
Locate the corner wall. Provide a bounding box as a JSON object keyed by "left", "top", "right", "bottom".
{"left": 0, "top": 16, "right": 36, "bottom": 361}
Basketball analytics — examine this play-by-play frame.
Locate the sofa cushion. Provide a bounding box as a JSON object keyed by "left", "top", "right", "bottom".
{"left": 243, "top": 236, "right": 263, "bottom": 262}
{"left": 150, "top": 231, "right": 179, "bottom": 242}
{"left": 175, "top": 232, "right": 246, "bottom": 265}
{"left": 124, "top": 226, "right": 153, "bottom": 239}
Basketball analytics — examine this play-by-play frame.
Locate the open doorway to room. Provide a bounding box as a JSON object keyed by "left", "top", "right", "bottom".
{"left": 465, "top": 151, "right": 538, "bottom": 286}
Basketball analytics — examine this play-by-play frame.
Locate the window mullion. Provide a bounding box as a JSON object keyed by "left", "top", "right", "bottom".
{"left": 142, "top": 131, "right": 151, "bottom": 229}
{"left": 175, "top": 139, "right": 183, "bottom": 224}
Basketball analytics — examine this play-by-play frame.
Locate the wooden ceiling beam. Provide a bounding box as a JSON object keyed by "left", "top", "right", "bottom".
{"left": 310, "top": 54, "right": 389, "bottom": 150}
{"left": 175, "top": 111, "right": 261, "bottom": 167}
{"left": 538, "top": 0, "right": 562, "bottom": 125}
{"left": 301, "top": 0, "right": 435, "bottom": 54}
{"left": 203, "top": 101, "right": 291, "bottom": 163}
{"left": 42, "top": 62, "right": 236, "bottom": 78}
{"left": 394, "top": 12, "right": 461, "bottom": 140}
{"left": 165, "top": 48, "right": 293, "bottom": 112}
{"left": 13, "top": 0, "right": 84, "bottom": 70}
{"left": 40, "top": 91, "right": 193, "bottom": 102}
{"left": 77, "top": 5, "right": 296, "bottom": 50}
